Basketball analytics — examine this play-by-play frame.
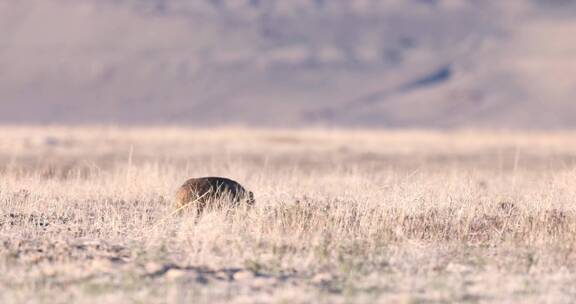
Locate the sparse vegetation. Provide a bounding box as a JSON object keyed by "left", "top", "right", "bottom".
{"left": 1, "top": 127, "right": 576, "bottom": 303}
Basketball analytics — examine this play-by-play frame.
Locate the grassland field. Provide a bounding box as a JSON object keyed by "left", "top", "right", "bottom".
{"left": 2, "top": 127, "right": 576, "bottom": 303}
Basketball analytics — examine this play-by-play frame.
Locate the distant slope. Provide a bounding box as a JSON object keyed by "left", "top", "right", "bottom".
{"left": 1, "top": 0, "right": 576, "bottom": 128}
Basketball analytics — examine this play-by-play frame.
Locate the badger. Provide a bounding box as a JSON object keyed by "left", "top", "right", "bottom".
{"left": 175, "top": 177, "right": 255, "bottom": 216}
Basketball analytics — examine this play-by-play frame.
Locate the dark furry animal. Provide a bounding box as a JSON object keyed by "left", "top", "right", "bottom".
{"left": 175, "top": 177, "right": 255, "bottom": 216}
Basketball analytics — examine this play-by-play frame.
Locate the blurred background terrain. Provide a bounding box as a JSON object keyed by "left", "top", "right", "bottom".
{"left": 1, "top": 0, "right": 576, "bottom": 128}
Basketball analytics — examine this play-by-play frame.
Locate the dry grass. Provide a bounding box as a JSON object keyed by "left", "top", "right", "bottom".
{"left": 2, "top": 126, "right": 576, "bottom": 303}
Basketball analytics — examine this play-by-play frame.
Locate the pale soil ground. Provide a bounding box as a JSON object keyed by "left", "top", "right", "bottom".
{"left": 2, "top": 127, "right": 576, "bottom": 303}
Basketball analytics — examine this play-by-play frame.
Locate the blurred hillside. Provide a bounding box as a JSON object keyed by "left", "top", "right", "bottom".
{"left": 1, "top": 0, "right": 576, "bottom": 128}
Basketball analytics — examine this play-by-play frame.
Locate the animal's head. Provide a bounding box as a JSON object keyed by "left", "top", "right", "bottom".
{"left": 247, "top": 191, "right": 256, "bottom": 205}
